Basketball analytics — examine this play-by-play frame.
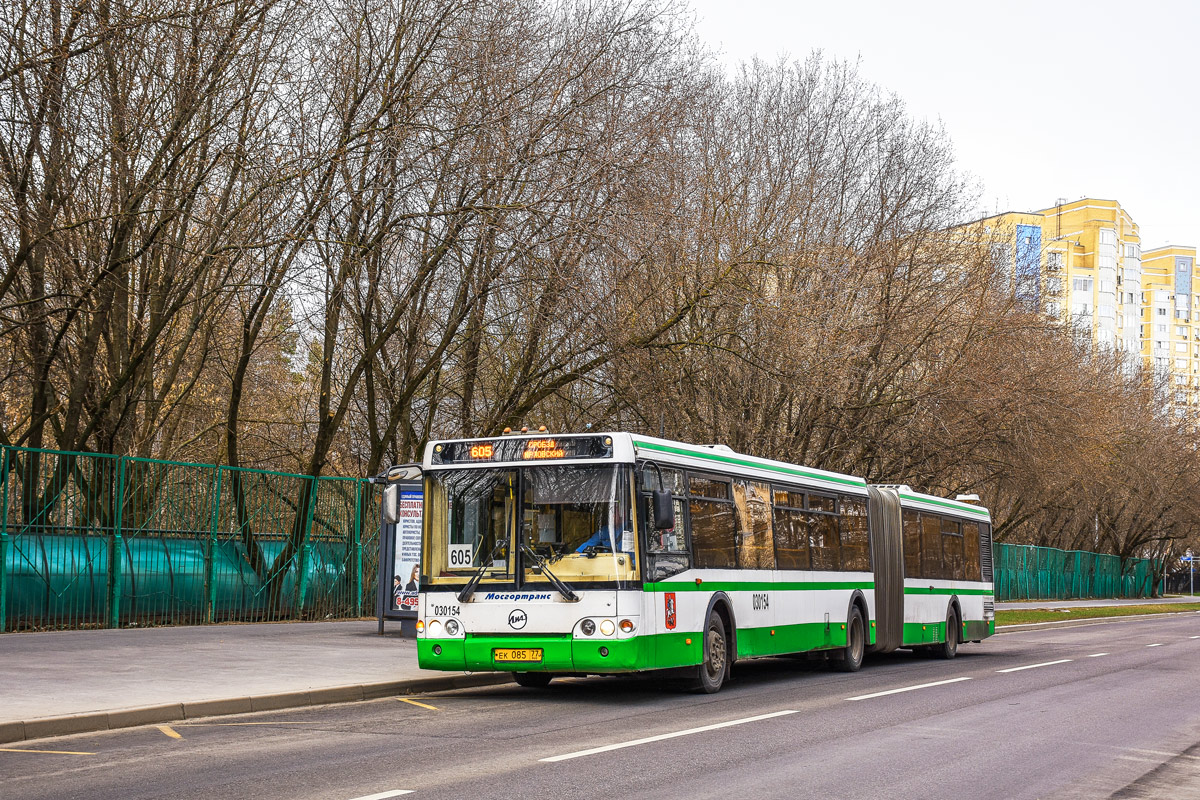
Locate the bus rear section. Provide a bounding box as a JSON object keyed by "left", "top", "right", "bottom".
{"left": 869, "top": 486, "right": 995, "bottom": 657}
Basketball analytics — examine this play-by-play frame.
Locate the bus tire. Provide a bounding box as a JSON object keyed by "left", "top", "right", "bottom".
{"left": 935, "top": 607, "right": 959, "bottom": 660}
{"left": 691, "top": 610, "right": 728, "bottom": 693}
{"left": 513, "top": 672, "right": 553, "bottom": 688}
{"left": 834, "top": 606, "right": 865, "bottom": 672}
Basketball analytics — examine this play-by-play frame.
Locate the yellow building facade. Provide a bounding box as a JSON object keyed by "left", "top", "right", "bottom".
{"left": 972, "top": 199, "right": 1198, "bottom": 415}
{"left": 1142, "top": 245, "right": 1200, "bottom": 411}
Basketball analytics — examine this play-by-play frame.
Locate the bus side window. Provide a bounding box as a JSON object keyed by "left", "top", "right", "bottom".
{"left": 688, "top": 475, "right": 735, "bottom": 569}
{"left": 962, "top": 522, "right": 981, "bottom": 581}
{"left": 839, "top": 496, "right": 870, "bottom": 571}
{"left": 643, "top": 468, "right": 686, "bottom": 554}
{"left": 733, "top": 480, "right": 773, "bottom": 569}
{"left": 942, "top": 517, "right": 963, "bottom": 580}
{"left": 809, "top": 511, "right": 840, "bottom": 571}
{"left": 902, "top": 510, "right": 921, "bottom": 578}
{"left": 772, "top": 488, "right": 810, "bottom": 570}
{"left": 920, "top": 513, "right": 943, "bottom": 579}
{"left": 808, "top": 493, "right": 836, "bottom": 513}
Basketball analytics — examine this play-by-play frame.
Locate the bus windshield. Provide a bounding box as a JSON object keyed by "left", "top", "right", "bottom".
{"left": 423, "top": 464, "right": 637, "bottom": 587}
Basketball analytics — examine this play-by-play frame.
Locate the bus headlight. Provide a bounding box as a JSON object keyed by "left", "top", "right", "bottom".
{"left": 444, "top": 619, "right": 460, "bottom": 636}
{"left": 619, "top": 619, "right": 635, "bottom": 633}
{"left": 580, "top": 619, "right": 596, "bottom": 636}
{"left": 599, "top": 619, "right": 615, "bottom": 636}
{"left": 427, "top": 619, "right": 441, "bottom": 636}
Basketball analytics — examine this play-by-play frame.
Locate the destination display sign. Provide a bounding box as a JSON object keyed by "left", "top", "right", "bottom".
{"left": 431, "top": 435, "right": 613, "bottom": 465}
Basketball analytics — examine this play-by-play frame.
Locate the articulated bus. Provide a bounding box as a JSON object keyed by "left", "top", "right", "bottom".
{"left": 394, "top": 432, "right": 994, "bottom": 693}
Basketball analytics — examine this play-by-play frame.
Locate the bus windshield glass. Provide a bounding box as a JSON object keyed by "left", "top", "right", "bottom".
{"left": 423, "top": 465, "right": 637, "bottom": 587}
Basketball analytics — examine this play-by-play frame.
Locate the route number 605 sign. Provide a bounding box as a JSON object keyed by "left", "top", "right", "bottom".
{"left": 448, "top": 544, "right": 474, "bottom": 568}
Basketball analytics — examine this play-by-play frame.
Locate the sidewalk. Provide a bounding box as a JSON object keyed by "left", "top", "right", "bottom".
{"left": 0, "top": 620, "right": 511, "bottom": 745}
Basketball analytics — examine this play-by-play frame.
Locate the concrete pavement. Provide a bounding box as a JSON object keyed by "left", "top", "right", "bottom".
{"left": 0, "top": 620, "right": 511, "bottom": 745}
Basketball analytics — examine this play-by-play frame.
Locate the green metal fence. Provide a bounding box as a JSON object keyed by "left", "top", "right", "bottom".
{"left": 994, "top": 543, "right": 1160, "bottom": 601}
{"left": 0, "top": 446, "right": 379, "bottom": 632}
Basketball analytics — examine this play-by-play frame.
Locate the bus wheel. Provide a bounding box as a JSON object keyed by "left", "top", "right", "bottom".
{"left": 692, "top": 610, "right": 728, "bottom": 693}
{"left": 834, "top": 607, "right": 865, "bottom": 672}
{"left": 513, "top": 672, "right": 553, "bottom": 688}
{"left": 935, "top": 608, "right": 959, "bottom": 660}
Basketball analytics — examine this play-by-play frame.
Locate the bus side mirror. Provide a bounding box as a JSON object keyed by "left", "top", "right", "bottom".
{"left": 382, "top": 484, "right": 400, "bottom": 524}
{"left": 653, "top": 490, "right": 675, "bottom": 530}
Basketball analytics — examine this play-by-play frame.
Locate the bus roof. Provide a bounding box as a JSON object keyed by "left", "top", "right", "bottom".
{"left": 628, "top": 434, "right": 867, "bottom": 494}
{"left": 420, "top": 433, "right": 988, "bottom": 518}
{"left": 421, "top": 432, "right": 865, "bottom": 493}
{"left": 888, "top": 487, "right": 992, "bottom": 521}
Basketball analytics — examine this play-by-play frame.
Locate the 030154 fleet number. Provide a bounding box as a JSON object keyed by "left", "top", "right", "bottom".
{"left": 431, "top": 605, "right": 460, "bottom": 616}
{"left": 752, "top": 593, "right": 769, "bottom": 610}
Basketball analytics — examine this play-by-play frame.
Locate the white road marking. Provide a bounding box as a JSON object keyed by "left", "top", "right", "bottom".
{"left": 346, "top": 791, "right": 414, "bottom": 800}
{"left": 846, "top": 676, "right": 973, "bottom": 701}
{"left": 997, "top": 659, "right": 1073, "bottom": 673}
{"left": 540, "top": 710, "right": 799, "bottom": 762}
{"left": 1124, "top": 747, "right": 1200, "bottom": 762}
{"left": 1087, "top": 653, "right": 1108, "bottom": 657}
{"left": 1146, "top": 643, "right": 1163, "bottom": 647}
{"left": 1190, "top": 636, "right": 1200, "bottom": 639}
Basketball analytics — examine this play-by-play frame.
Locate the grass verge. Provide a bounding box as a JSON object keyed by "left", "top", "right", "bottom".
{"left": 997, "top": 602, "right": 1200, "bottom": 626}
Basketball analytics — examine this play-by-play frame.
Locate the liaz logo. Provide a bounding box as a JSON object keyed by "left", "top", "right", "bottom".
{"left": 664, "top": 592, "right": 677, "bottom": 630}
{"left": 508, "top": 609, "right": 528, "bottom": 630}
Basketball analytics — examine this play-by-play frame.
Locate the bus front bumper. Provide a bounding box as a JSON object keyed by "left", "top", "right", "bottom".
{"left": 418, "top": 634, "right": 652, "bottom": 673}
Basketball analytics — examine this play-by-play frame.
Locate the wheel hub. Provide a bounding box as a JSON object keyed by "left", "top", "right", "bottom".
{"left": 707, "top": 628, "right": 726, "bottom": 676}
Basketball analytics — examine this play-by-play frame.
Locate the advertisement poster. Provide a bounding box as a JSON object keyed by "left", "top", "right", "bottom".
{"left": 391, "top": 488, "right": 423, "bottom": 613}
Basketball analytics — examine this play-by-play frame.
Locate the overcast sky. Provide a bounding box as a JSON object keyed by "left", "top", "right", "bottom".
{"left": 687, "top": 0, "right": 1199, "bottom": 248}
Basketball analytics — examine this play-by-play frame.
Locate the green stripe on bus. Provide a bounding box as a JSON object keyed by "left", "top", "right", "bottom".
{"left": 645, "top": 580, "right": 874, "bottom": 592}
{"left": 632, "top": 439, "right": 867, "bottom": 488}
{"left": 418, "top": 625, "right": 854, "bottom": 672}
{"left": 903, "top": 587, "right": 993, "bottom": 596}
{"left": 418, "top": 615, "right": 996, "bottom": 673}
{"left": 898, "top": 493, "right": 990, "bottom": 518}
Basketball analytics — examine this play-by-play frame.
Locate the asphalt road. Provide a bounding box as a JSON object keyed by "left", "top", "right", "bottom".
{"left": 4, "top": 612, "right": 1200, "bottom": 800}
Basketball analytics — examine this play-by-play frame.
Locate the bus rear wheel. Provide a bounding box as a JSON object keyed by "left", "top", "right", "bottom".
{"left": 691, "top": 610, "right": 728, "bottom": 693}
{"left": 513, "top": 672, "right": 553, "bottom": 688}
{"left": 935, "top": 608, "right": 959, "bottom": 660}
{"left": 834, "top": 606, "right": 865, "bottom": 672}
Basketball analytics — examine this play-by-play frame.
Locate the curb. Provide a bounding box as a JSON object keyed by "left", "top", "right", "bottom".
{"left": 0, "top": 672, "right": 515, "bottom": 746}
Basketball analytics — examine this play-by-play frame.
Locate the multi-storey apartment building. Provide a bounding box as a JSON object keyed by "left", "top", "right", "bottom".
{"left": 1037, "top": 199, "right": 1142, "bottom": 355}
{"left": 970, "top": 198, "right": 1197, "bottom": 414}
{"left": 1142, "top": 245, "right": 1200, "bottom": 411}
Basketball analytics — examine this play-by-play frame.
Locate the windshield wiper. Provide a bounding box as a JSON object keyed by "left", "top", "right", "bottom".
{"left": 457, "top": 539, "right": 507, "bottom": 603}
{"left": 521, "top": 544, "right": 579, "bottom": 603}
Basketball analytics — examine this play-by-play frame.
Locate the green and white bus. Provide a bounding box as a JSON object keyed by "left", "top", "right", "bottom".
{"left": 396, "top": 432, "right": 994, "bottom": 692}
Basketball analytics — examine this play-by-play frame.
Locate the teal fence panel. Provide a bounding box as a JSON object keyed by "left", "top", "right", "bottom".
{"left": 0, "top": 446, "right": 380, "bottom": 632}
{"left": 994, "top": 543, "right": 1161, "bottom": 601}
